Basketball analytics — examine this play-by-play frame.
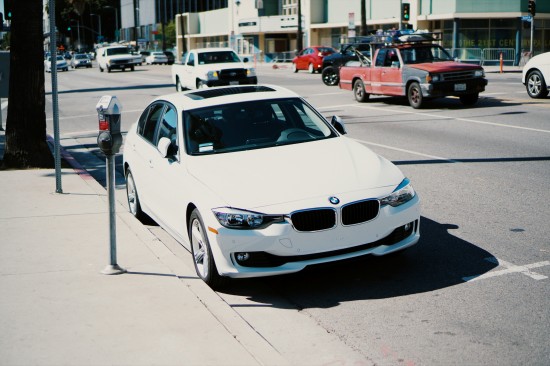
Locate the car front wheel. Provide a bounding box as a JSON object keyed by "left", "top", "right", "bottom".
{"left": 526, "top": 70, "right": 549, "bottom": 98}
{"left": 322, "top": 66, "right": 339, "bottom": 86}
{"left": 189, "top": 209, "right": 226, "bottom": 289}
{"left": 460, "top": 93, "right": 479, "bottom": 106}
{"left": 353, "top": 79, "right": 369, "bottom": 102}
{"left": 292, "top": 62, "right": 298, "bottom": 73}
{"left": 407, "top": 82, "right": 424, "bottom": 109}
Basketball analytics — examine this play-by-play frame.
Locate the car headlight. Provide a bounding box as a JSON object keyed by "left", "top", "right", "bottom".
{"left": 426, "top": 74, "right": 440, "bottom": 82}
{"left": 380, "top": 178, "right": 416, "bottom": 207}
{"left": 206, "top": 71, "right": 219, "bottom": 80}
{"left": 247, "top": 68, "right": 256, "bottom": 77}
{"left": 474, "top": 70, "right": 484, "bottom": 77}
{"left": 212, "top": 207, "right": 284, "bottom": 230}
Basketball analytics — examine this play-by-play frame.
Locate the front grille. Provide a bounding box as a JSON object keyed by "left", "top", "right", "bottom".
{"left": 290, "top": 208, "right": 336, "bottom": 232}
{"left": 341, "top": 199, "right": 379, "bottom": 225}
{"left": 219, "top": 68, "right": 247, "bottom": 80}
{"left": 111, "top": 59, "right": 130, "bottom": 65}
{"left": 441, "top": 71, "right": 475, "bottom": 81}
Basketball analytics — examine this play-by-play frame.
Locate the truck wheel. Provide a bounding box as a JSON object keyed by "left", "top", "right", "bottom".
{"left": 107, "top": 66, "right": 111, "bottom": 73}
{"left": 353, "top": 79, "right": 369, "bottom": 103}
{"left": 322, "top": 67, "right": 339, "bottom": 86}
{"left": 292, "top": 63, "right": 298, "bottom": 73}
{"left": 407, "top": 82, "right": 423, "bottom": 109}
{"left": 99, "top": 66, "right": 104, "bottom": 72}
{"left": 460, "top": 93, "right": 479, "bottom": 106}
{"left": 130, "top": 66, "right": 135, "bottom": 71}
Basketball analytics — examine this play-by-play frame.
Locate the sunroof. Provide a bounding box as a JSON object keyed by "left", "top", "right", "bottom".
{"left": 185, "top": 85, "right": 276, "bottom": 100}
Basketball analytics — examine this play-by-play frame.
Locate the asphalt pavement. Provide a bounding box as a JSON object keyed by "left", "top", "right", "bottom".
{"left": 0, "top": 121, "right": 370, "bottom": 364}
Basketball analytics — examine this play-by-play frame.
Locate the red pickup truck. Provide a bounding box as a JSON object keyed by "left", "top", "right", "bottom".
{"left": 339, "top": 41, "right": 487, "bottom": 109}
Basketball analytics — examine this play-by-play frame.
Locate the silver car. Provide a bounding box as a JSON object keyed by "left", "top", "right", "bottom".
{"left": 44, "top": 55, "right": 69, "bottom": 72}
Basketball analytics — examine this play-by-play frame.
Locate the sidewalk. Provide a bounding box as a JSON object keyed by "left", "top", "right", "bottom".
{"left": 0, "top": 130, "right": 371, "bottom": 365}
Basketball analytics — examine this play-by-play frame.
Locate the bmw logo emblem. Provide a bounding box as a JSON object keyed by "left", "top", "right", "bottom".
{"left": 329, "top": 196, "right": 340, "bottom": 205}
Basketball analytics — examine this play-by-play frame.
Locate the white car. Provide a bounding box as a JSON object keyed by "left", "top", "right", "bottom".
{"left": 145, "top": 51, "right": 168, "bottom": 65}
{"left": 522, "top": 51, "right": 550, "bottom": 98}
{"left": 123, "top": 85, "right": 420, "bottom": 288}
{"left": 70, "top": 53, "right": 92, "bottom": 68}
{"left": 44, "top": 55, "right": 69, "bottom": 72}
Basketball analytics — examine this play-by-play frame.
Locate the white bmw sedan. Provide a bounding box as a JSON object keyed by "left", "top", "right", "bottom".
{"left": 123, "top": 85, "right": 420, "bottom": 288}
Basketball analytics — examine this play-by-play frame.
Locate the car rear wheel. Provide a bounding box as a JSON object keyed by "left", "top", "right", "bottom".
{"left": 353, "top": 79, "right": 369, "bottom": 102}
{"left": 322, "top": 66, "right": 339, "bottom": 86}
{"left": 125, "top": 169, "right": 144, "bottom": 220}
{"left": 189, "top": 209, "right": 226, "bottom": 289}
{"left": 292, "top": 62, "right": 298, "bottom": 73}
{"left": 460, "top": 93, "right": 479, "bottom": 106}
{"left": 526, "top": 70, "right": 549, "bottom": 98}
{"left": 407, "top": 82, "right": 424, "bottom": 109}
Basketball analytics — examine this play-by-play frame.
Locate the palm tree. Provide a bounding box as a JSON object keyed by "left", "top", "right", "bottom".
{"left": 2, "top": 0, "right": 53, "bottom": 168}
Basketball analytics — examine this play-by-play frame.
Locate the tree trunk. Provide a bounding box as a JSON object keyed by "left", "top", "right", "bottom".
{"left": 2, "top": 0, "right": 54, "bottom": 169}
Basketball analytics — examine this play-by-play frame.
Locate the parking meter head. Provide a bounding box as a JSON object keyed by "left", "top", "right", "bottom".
{"left": 96, "top": 95, "right": 122, "bottom": 134}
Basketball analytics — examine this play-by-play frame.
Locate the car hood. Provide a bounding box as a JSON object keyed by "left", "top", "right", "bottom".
{"left": 408, "top": 61, "right": 483, "bottom": 73}
{"left": 187, "top": 137, "right": 403, "bottom": 209}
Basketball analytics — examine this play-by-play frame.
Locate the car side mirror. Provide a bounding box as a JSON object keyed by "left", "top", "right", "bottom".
{"left": 331, "top": 115, "right": 347, "bottom": 135}
{"left": 243, "top": 57, "right": 249, "bottom": 62}
{"left": 158, "top": 137, "right": 177, "bottom": 158}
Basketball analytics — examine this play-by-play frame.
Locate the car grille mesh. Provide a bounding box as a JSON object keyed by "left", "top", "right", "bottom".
{"left": 219, "top": 68, "right": 247, "bottom": 80}
{"left": 341, "top": 200, "right": 379, "bottom": 225}
{"left": 290, "top": 209, "right": 336, "bottom": 232}
{"left": 441, "top": 71, "right": 475, "bottom": 81}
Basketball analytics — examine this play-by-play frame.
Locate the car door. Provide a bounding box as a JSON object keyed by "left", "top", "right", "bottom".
{"left": 146, "top": 104, "right": 188, "bottom": 237}
{"left": 129, "top": 102, "right": 166, "bottom": 215}
{"left": 371, "top": 48, "right": 403, "bottom": 96}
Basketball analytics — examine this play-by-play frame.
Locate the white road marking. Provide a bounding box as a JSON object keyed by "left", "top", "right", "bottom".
{"left": 318, "top": 103, "right": 550, "bottom": 134}
{"left": 463, "top": 257, "right": 549, "bottom": 282}
{"left": 352, "top": 138, "right": 458, "bottom": 163}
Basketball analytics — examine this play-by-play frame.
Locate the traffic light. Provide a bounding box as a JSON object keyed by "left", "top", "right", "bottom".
{"left": 528, "top": 0, "right": 536, "bottom": 16}
{"left": 4, "top": 0, "right": 13, "bottom": 20}
{"left": 0, "top": 13, "right": 3, "bottom": 31}
{"left": 67, "top": 26, "right": 71, "bottom": 31}
{"left": 401, "top": 3, "right": 410, "bottom": 22}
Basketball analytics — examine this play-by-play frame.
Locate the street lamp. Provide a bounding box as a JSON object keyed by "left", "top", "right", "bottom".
{"left": 104, "top": 6, "right": 119, "bottom": 42}
{"left": 90, "top": 13, "right": 102, "bottom": 44}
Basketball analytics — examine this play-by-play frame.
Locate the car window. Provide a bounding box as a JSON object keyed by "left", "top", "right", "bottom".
{"left": 375, "top": 49, "right": 388, "bottom": 67}
{"left": 139, "top": 103, "right": 165, "bottom": 144}
{"left": 188, "top": 53, "right": 195, "bottom": 66}
{"left": 183, "top": 98, "right": 337, "bottom": 155}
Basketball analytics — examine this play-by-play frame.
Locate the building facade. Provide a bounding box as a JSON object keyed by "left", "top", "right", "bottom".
{"left": 119, "top": 0, "right": 550, "bottom": 64}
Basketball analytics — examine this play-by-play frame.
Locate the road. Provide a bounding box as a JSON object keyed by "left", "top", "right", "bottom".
{"left": 44, "top": 63, "right": 549, "bottom": 365}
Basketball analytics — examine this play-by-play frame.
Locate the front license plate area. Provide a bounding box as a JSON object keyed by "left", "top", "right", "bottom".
{"left": 454, "top": 83, "right": 466, "bottom": 91}
{"left": 230, "top": 81, "right": 239, "bottom": 85}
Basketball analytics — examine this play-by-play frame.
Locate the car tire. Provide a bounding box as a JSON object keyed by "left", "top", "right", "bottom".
{"left": 322, "top": 66, "right": 339, "bottom": 86}
{"left": 107, "top": 66, "right": 111, "bottom": 73}
{"left": 99, "top": 65, "right": 104, "bottom": 72}
{"left": 292, "top": 62, "right": 298, "bottom": 73}
{"left": 308, "top": 63, "right": 315, "bottom": 74}
{"left": 125, "top": 169, "right": 144, "bottom": 220}
{"left": 131, "top": 66, "right": 135, "bottom": 71}
{"left": 460, "top": 93, "right": 479, "bottom": 106}
{"left": 353, "top": 79, "right": 369, "bottom": 103}
{"left": 526, "top": 70, "right": 549, "bottom": 98}
{"left": 407, "top": 82, "right": 424, "bottom": 109}
{"left": 189, "top": 209, "right": 226, "bottom": 289}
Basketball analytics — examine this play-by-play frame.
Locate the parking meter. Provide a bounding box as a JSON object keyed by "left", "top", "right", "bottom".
{"left": 96, "top": 95, "right": 122, "bottom": 155}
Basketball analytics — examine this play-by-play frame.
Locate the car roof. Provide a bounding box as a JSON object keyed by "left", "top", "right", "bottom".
{"left": 153, "top": 85, "right": 300, "bottom": 110}
{"left": 189, "top": 47, "right": 236, "bottom": 53}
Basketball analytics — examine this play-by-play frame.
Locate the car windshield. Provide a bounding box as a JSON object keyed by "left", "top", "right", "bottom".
{"left": 183, "top": 98, "right": 337, "bottom": 155}
{"left": 197, "top": 51, "right": 240, "bottom": 64}
{"left": 47, "top": 56, "right": 65, "bottom": 62}
{"left": 75, "top": 54, "right": 88, "bottom": 59}
{"left": 106, "top": 47, "right": 129, "bottom": 56}
{"left": 400, "top": 45, "right": 453, "bottom": 64}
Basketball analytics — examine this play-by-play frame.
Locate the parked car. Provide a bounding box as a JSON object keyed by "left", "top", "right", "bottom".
{"left": 123, "top": 84, "right": 420, "bottom": 288}
{"left": 44, "top": 55, "right": 69, "bottom": 72}
{"left": 292, "top": 46, "right": 337, "bottom": 73}
{"left": 522, "top": 51, "right": 550, "bottom": 99}
{"left": 145, "top": 51, "right": 169, "bottom": 65}
{"left": 321, "top": 42, "right": 372, "bottom": 86}
{"left": 70, "top": 53, "right": 92, "bottom": 68}
{"left": 164, "top": 50, "right": 175, "bottom": 65}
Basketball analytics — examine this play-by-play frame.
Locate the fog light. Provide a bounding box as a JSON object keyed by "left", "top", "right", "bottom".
{"left": 404, "top": 223, "right": 411, "bottom": 231}
{"left": 236, "top": 252, "right": 250, "bottom": 262}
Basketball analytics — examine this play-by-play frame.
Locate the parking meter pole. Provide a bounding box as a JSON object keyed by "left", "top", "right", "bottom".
{"left": 101, "top": 153, "right": 126, "bottom": 275}
{"left": 96, "top": 95, "right": 125, "bottom": 275}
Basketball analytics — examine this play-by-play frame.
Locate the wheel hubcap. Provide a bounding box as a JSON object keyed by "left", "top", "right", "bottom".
{"left": 191, "top": 219, "right": 209, "bottom": 278}
{"left": 529, "top": 76, "right": 541, "bottom": 95}
{"left": 127, "top": 176, "right": 137, "bottom": 214}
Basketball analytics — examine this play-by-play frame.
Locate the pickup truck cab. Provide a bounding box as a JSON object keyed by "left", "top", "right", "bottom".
{"left": 172, "top": 48, "right": 257, "bottom": 90}
{"left": 339, "top": 36, "right": 487, "bottom": 108}
{"left": 96, "top": 45, "right": 141, "bottom": 73}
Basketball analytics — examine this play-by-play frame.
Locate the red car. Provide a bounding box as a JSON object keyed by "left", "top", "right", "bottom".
{"left": 292, "top": 46, "right": 337, "bottom": 74}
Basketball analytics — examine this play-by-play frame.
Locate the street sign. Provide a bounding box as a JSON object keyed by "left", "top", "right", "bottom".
{"left": 522, "top": 15, "right": 532, "bottom": 21}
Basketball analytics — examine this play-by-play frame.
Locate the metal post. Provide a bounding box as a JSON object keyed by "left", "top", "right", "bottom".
{"left": 49, "top": 0, "right": 62, "bottom": 193}
{"left": 101, "top": 153, "right": 126, "bottom": 275}
{"left": 530, "top": 15, "right": 534, "bottom": 56}
{"left": 0, "top": 98, "right": 3, "bottom": 131}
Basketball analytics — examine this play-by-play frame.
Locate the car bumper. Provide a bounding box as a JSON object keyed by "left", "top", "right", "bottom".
{"left": 421, "top": 78, "right": 488, "bottom": 97}
{"left": 207, "top": 194, "right": 421, "bottom": 278}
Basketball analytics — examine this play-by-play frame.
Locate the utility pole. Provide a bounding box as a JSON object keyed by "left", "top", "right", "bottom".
{"left": 297, "top": 0, "right": 303, "bottom": 51}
